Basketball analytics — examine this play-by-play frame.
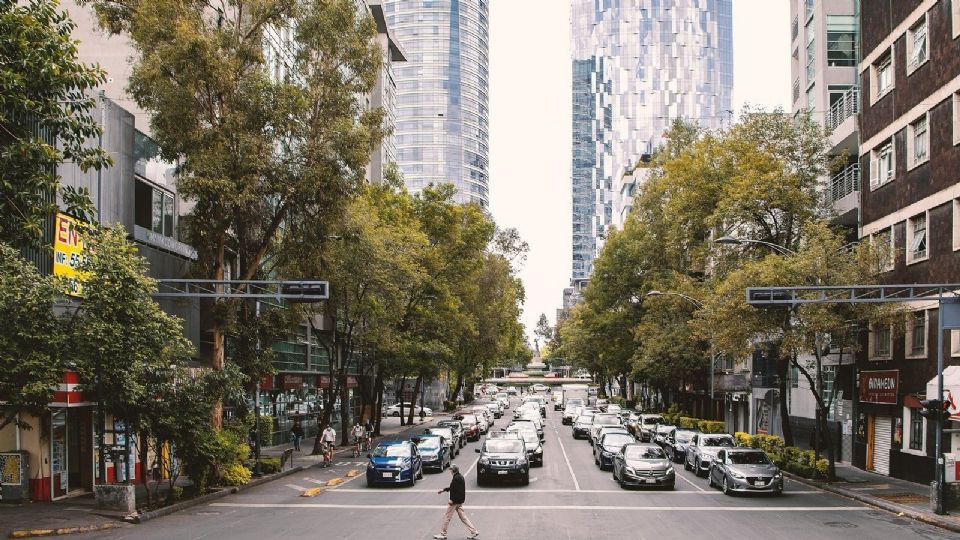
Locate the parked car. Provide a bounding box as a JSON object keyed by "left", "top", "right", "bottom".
{"left": 653, "top": 424, "right": 677, "bottom": 446}
{"left": 473, "top": 405, "right": 494, "bottom": 427}
{"left": 636, "top": 414, "right": 665, "bottom": 442}
{"left": 612, "top": 443, "right": 675, "bottom": 489}
{"left": 495, "top": 393, "right": 510, "bottom": 409}
{"left": 366, "top": 440, "right": 423, "bottom": 487}
{"left": 572, "top": 414, "right": 594, "bottom": 440}
{"left": 595, "top": 398, "right": 609, "bottom": 411}
{"left": 593, "top": 431, "right": 636, "bottom": 470}
{"left": 663, "top": 428, "right": 699, "bottom": 463}
{"left": 531, "top": 383, "right": 549, "bottom": 392}
{"left": 523, "top": 395, "right": 547, "bottom": 417}
{"left": 484, "top": 402, "right": 503, "bottom": 419}
{"left": 512, "top": 416, "right": 544, "bottom": 441}
{"left": 506, "top": 424, "right": 544, "bottom": 467}
{"left": 424, "top": 427, "right": 459, "bottom": 457}
{"left": 685, "top": 433, "right": 736, "bottom": 477}
{"left": 383, "top": 403, "right": 433, "bottom": 417}
{"left": 708, "top": 448, "right": 783, "bottom": 496}
{"left": 622, "top": 411, "right": 641, "bottom": 436}
{"left": 413, "top": 434, "right": 451, "bottom": 472}
{"left": 456, "top": 414, "right": 482, "bottom": 441}
{"left": 589, "top": 413, "right": 624, "bottom": 445}
{"left": 476, "top": 437, "right": 529, "bottom": 486}
{"left": 507, "top": 386, "right": 519, "bottom": 396}
{"left": 562, "top": 405, "right": 583, "bottom": 425}
{"left": 606, "top": 404, "right": 622, "bottom": 413}
{"left": 437, "top": 419, "right": 466, "bottom": 449}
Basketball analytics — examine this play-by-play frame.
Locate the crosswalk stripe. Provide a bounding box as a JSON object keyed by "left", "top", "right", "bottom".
{"left": 284, "top": 484, "right": 308, "bottom": 491}
{"left": 211, "top": 503, "right": 870, "bottom": 512}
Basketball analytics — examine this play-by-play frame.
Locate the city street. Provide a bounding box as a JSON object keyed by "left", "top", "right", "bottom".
{"left": 81, "top": 399, "right": 956, "bottom": 540}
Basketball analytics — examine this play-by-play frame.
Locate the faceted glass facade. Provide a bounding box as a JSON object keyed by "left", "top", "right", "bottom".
{"left": 384, "top": 0, "right": 490, "bottom": 208}
{"left": 570, "top": 0, "right": 733, "bottom": 281}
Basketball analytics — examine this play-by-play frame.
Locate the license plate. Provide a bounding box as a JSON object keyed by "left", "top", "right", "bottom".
{"left": 382, "top": 472, "right": 393, "bottom": 478}
{"left": 497, "top": 471, "right": 508, "bottom": 475}
{"left": 643, "top": 479, "right": 655, "bottom": 484}
{"left": 752, "top": 480, "right": 762, "bottom": 486}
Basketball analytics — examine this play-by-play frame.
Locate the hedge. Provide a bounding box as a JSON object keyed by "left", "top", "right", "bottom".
{"left": 734, "top": 432, "right": 828, "bottom": 480}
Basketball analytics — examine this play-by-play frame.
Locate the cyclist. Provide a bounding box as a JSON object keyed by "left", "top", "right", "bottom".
{"left": 363, "top": 419, "right": 375, "bottom": 451}
{"left": 351, "top": 422, "right": 365, "bottom": 457}
{"left": 320, "top": 424, "right": 337, "bottom": 467}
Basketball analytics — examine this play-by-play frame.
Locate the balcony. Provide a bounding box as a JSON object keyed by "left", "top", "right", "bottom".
{"left": 828, "top": 163, "right": 860, "bottom": 203}
{"left": 752, "top": 374, "right": 780, "bottom": 389}
{"left": 825, "top": 87, "right": 859, "bottom": 132}
{"left": 714, "top": 372, "right": 751, "bottom": 393}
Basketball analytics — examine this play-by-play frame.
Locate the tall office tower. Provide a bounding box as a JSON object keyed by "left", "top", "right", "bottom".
{"left": 570, "top": 0, "right": 733, "bottom": 284}
{"left": 383, "top": 0, "right": 490, "bottom": 208}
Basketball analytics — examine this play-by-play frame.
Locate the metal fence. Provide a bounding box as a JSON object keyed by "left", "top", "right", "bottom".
{"left": 828, "top": 163, "right": 860, "bottom": 203}
{"left": 825, "top": 87, "right": 859, "bottom": 131}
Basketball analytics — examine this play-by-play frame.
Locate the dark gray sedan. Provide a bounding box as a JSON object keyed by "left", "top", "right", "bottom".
{"left": 612, "top": 443, "right": 675, "bottom": 489}
{"left": 708, "top": 448, "right": 783, "bottom": 496}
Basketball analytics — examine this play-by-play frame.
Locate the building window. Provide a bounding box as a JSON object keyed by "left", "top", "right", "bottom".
{"left": 826, "top": 15, "right": 857, "bottom": 67}
{"left": 907, "top": 16, "right": 929, "bottom": 74}
{"left": 871, "top": 323, "right": 892, "bottom": 359}
{"left": 870, "top": 139, "right": 895, "bottom": 189}
{"left": 805, "top": 0, "right": 814, "bottom": 22}
{"left": 873, "top": 49, "right": 894, "bottom": 101}
{"left": 806, "top": 85, "right": 816, "bottom": 111}
{"left": 907, "top": 212, "right": 928, "bottom": 263}
{"left": 908, "top": 310, "right": 926, "bottom": 357}
{"left": 790, "top": 363, "right": 799, "bottom": 388}
{"left": 908, "top": 408, "right": 924, "bottom": 451}
{"left": 908, "top": 114, "right": 929, "bottom": 168}
{"left": 871, "top": 227, "right": 894, "bottom": 271}
{"left": 134, "top": 179, "right": 175, "bottom": 238}
{"left": 806, "top": 37, "right": 816, "bottom": 82}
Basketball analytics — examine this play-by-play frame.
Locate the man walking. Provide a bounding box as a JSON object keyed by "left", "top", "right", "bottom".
{"left": 435, "top": 464, "right": 478, "bottom": 539}
{"left": 290, "top": 421, "right": 304, "bottom": 451}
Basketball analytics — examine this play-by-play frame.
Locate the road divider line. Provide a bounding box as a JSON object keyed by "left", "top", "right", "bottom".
{"left": 555, "top": 427, "right": 581, "bottom": 491}
{"left": 464, "top": 456, "right": 480, "bottom": 476}
{"left": 324, "top": 488, "right": 823, "bottom": 494}
{"left": 675, "top": 472, "right": 706, "bottom": 492}
{"left": 285, "top": 484, "right": 308, "bottom": 491}
{"left": 210, "top": 502, "right": 870, "bottom": 512}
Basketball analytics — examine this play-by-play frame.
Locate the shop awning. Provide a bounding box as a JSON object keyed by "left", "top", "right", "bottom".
{"left": 925, "top": 366, "right": 960, "bottom": 421}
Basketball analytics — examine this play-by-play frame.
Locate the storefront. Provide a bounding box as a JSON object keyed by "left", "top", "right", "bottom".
{"left": 856, "top": 369, "right": 898, "bottom": 476}
{"left": 257, "top": 373, "right": 361, "bottom": 446}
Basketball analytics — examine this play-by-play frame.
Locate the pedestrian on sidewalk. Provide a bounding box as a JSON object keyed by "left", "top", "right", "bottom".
{"left": 420, "top": 408, "right": 427, "bottom": 423}
{"left": 435, "top": 464, "right": 479, "bottom": 539}
{"left": 290, "top": 421, "right": 304, "bottom": 451}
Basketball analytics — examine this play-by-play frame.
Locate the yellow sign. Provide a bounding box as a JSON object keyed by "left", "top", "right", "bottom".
{"left": 53, "top": 213, "right": 88, "bottom": 296}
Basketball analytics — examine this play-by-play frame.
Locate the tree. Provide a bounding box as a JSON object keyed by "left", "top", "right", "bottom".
{"left": 0, "top": 0, "right": 109, "bottom": 247}
{"left": 86, "top": 0, "right": 386, "bottom": 423}
{"left": 0, "top": 243, "right": 66, "bottom": 431}
{"left": 534, "top": 313, "right": 553, "bottom": 352}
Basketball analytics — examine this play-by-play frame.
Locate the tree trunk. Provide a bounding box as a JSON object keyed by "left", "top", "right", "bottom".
{"left": 406, "top": 375, "right": 423, "bottom": 426}
{"left": 211, "top": 242, "right": 226, "bottom": 428}
{"left": 778, "top": 356, "right": 794, "bottom": 447}
{"left": 373, "top": 368, "right": 384, "bottom": 436}
{"left": 452, "top": 372, "right": 465, "bottom": 403}
{"left": 619, "top": 374, "right": 628, "bottom": 399}
{"left": 398, "top": 377, "right": 407, "bottom": 426}
{"left": 311, "top": 348, "right": 342, "bottom": 455}
{"left": 339, "top": 342, "right": 350, "bottom": 445}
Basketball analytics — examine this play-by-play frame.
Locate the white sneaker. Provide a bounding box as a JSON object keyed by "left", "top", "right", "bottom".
{"left": 433, "top": 535, "right": 447, "bottom": 539}
{"left": 468, "top": 534, "right": 480, "bottom": 539}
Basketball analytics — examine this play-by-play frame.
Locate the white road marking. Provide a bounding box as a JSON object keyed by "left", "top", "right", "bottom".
{"left": 284, "top": 484, "right": 308, "bottom": 491}
{"left": 554, "top": 426, "right": 581, "bottom": 491}
{"left": 326, "top": 488, "right": 822, "bottom": 494}
{"left": 305, "top": 478, "right": 326, "bottom": 485}
{"left": 464, "top": 456, "right": 480, "bottom": 476}
{"left": 211, "top": 503, "right": 870, "bottom": 512}
{"left": 675, "top": 472, "right": 707, "bottom": 492}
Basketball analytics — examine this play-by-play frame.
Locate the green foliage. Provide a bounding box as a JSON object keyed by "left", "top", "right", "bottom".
{"left": 0, "top": 0, "right": 110, "bottom": 248}
{"left": 221, "top": 462, "right": 252, "bottom": 486}
{"left": 0, "top": 243, "right": 67, "bottom": 430}
{"left": 678, "top": 416, "right": 698, "bottom": 429}
{"left": 697, "top": 421, "right": 725, "bottom": 434}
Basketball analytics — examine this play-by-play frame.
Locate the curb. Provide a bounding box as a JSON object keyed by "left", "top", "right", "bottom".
{"left": 8, "top": 523, "right": 120, "bottom": 539}
{"left": 134, "top": 465, "right": 304, "bottom": 524}
{"left": 784, "top": 472, "right": 960, "bottom": 534}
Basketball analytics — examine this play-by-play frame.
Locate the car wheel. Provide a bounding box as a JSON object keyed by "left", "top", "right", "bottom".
{"left": 417, "top": 465, "right": 424, "bottom": 480}
{"left": 695, "top": 459, "right": 704, "bottom": 477}
{"left": 477, "top": 474, "right": 485, "bottom": 487}
{"left": 684, "top": 457, "right": 692, "bottom": 471}
{"left": 722, "top": 475, "right": 732, "bottom": 496}
{"left": 410, "top": 470, "right": 417, "bottom": 487}
{"left": 392, "top": 411, "right": 400, "bottom": 417}
{"left": 708, "top": 470, "right": 717, "bottom": 488}
{"left": 521, "top": 473, "right": 529, "bottom": 486}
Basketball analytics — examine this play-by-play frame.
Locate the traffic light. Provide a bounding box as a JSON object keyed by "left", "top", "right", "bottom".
{"left": 919, "top": 399, "right": 952, "bottom": 421}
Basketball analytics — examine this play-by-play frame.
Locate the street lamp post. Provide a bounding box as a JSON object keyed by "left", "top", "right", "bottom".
{"left": 645, "top": 290, "right": 718, "bottom": 419}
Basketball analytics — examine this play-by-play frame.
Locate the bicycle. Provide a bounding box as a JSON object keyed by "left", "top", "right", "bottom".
{"left": 352, "top": 437, "right": 362, "bottom": 458}
{"left": 321, "top": 441, "right": 334, "bottom": 468}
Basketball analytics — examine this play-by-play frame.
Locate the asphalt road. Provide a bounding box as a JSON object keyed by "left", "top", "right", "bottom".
{"left": 86, "top": 397, "right": 957, "bottom": 540}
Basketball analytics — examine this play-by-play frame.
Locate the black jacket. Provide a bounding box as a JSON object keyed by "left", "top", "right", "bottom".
{"left": 442, "top": 472, "right": 466, "bottom": 504}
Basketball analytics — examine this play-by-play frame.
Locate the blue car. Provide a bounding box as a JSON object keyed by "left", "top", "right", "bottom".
{"left": 366, "top": 440, "right": 423, "bottom": 487}
{"left": 414, "top": 434, "right": 451, "bottom": 472}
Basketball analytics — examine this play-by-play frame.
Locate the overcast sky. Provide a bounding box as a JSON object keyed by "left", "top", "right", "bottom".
{"left": 487, "top": 0, "right": 792, "bottom": 340}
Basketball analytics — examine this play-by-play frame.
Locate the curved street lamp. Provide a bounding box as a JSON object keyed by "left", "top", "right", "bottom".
{"left": 714, "top": 236, "right": 797, "bottom": 255}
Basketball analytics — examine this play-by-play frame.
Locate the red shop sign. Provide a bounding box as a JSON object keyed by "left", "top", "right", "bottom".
{"left": 259, "top": 374, "right": 274, "bottom": 391}
{"left": 316, "top": 375, "right": 359, "bottom": 389}
{"left": 859, "top": 370, "right": 899, "bottom": 404}
{"left": 281, "top": 374, "right": 308, "bottom": 390}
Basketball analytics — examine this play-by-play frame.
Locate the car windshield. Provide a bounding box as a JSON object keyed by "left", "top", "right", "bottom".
{"left": 576, "top": 416, "right": 594, "bottom": 425}
{"left": 703, "top": 436, "right": 735, "bottom": 447}
{"left": 568, "top": 399, "right": 584, "bottom": 406}
{"left": 642, "top": 417, "right": 663, "bottom": 425}
{"left": 430, "top": 429, "right": 453, "bottom": 440}
{"left": 438, "top": 422, "right": 459, "bottom": 430}
{"left": 729, "top": 452, "right": 771, "bottom": 465}
{"left": 676, "top": 431, "right": 696, "bottom": 443}
{"left": 624, "top": 446, "right": 666, "bottom": 460}
{"left": 484, "top": 440, "right": 524, "bottom": 453}
{"left": 509, "top": 430, "right": 538, "bottom": 444}
{"left": 657, "top": 425, "right": 675, "bottom": 434}
{"left": 417, "top": 438, "right": 441, "bottom": 450}
{"left": 373, "top": 444, "right": 410, "bottom": 458}
{"left": 594, "top": 414, "right": 621, "bottom": 426}
{"left": 460, "top": 416, "right": 477, "bottom": 425}
{"left": 603, "top": 435, "right": 634, "bottom": 448}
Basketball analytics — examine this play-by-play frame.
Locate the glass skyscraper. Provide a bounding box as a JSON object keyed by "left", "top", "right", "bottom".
{"left": 384, "top": 0, "right": 490, "bottom": 208}
{"left": 570, "top": 0, "right": 733, "bottom": 282}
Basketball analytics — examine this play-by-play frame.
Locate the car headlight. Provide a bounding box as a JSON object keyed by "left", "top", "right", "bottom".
{"left": 666, "top": 466, "right": 674, "bottom": 474}
{"left": 534, "top": 446, "right": 543, "bottom": 454}
{"left": 730, "top": 471, "right": 745, "bottom": 479}
{"left": 367, "top": 462, "right": 374, "bottom": 469}
{"left": 774, "top": 472, "right": 783, "bottom": 479}
{"left": 479, "top": 457, "right": 489, "bottom": 465}
{"left": 516, "top": 456, "right": 528, "bottom": 465}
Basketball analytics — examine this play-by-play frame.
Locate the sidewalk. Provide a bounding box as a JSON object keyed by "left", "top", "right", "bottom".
{"left": 787, "top": 462, "right": 960, "bottom": 534}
